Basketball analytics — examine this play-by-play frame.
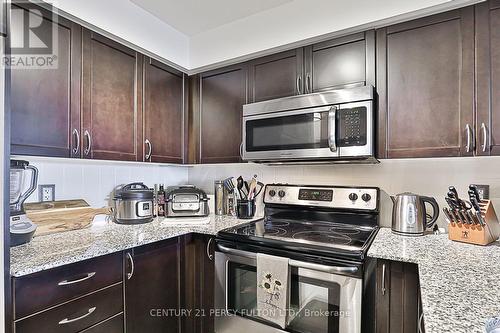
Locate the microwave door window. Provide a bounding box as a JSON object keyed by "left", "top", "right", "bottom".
{"left": 246, "top": 112, "right": 329, "bottom": 152}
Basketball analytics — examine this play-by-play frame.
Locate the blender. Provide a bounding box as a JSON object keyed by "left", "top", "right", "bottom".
{"left": 10, "top": 159, "right": 38, "bottom": 246}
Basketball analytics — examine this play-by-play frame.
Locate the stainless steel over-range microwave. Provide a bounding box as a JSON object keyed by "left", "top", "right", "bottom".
{"left": 241, "top": 86, "right": 376, "bottom": 163}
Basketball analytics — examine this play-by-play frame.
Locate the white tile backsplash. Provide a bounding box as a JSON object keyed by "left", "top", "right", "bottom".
{"left": 187, "top": 156, "right": 500, "bottom": 228}
{"left": 17, "top": 156, "right": 188, "bottom": 207}
{"left": 15, "top": 154, "right": 500, "bottom": 229}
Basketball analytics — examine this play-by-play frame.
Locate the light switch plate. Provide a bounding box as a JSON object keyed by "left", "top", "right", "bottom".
{"left": 39, "top": 184, "right": 55, "bottom": 202}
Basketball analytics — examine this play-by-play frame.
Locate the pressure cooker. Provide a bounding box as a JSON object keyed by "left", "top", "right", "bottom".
{"left": 113, "top": 182, "right": 154, "bottom": 224}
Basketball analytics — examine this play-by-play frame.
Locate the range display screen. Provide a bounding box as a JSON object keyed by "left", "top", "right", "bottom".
{"left": 298, "top": 189, "right": 333, "bottom": 202}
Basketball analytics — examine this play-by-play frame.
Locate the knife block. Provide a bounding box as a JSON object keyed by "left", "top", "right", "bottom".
{"left": 448, "top": 200, "right": 500, "bottom": 246}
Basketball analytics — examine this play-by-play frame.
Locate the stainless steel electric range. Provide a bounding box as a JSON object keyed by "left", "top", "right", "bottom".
{"left": 214, "top": 184, "right": 380, "bottom": 333}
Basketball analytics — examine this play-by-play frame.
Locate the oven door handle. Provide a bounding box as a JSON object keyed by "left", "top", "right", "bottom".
{"left": 217, "top": 244, "right": 358, "bottom": 274}
{"left": 328, "top": 106, "right": 337, "bottom": 152}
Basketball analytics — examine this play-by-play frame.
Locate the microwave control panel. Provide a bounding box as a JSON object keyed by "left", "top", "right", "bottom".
{"left": 338, "top": 107, "right": 367, "bottom": 147}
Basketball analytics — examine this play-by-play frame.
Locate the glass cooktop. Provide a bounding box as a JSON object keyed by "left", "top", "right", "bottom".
{"left": 219, "top": 216, "right": 378, "bottom": 254}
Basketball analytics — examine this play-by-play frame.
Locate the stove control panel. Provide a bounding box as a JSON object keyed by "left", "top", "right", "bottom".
{"left": 264, "top": 184, "right": 378, "bottom": 211}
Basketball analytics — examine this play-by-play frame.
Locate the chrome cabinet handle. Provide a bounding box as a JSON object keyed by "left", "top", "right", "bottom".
{"left": 217, "top": 244, "right": 357, "bottom": 274}
{"left": 239, "top": 142, "right": 244, "bottom": 160}
{"left": 481, "top": 122, "right": 488, "bottom": 153}
{"left": 419, "top": 312, "right": 424, "bottom": 333}
{"left": 59, "top": 307, "right": 96, "bottom": 325}
{"left": 328, "top": 106, "right": 337, "bottom": 152}
{"left": 206, "top": 238, "right": 214, "bottom": 261}
{"left": 84, "top": 130, "right": 92, "bottom": 156}
{"left": 145, "top": 139, "right": 152, "bottom": 161}
{"left": 126, "top": 252, "right": 134, "bottom": 280}
{"left": 296, "top": 75, "right": 302, "bottom": 94}
{"left": 305, "top": 73, "right": 311, "bottom": 94}
{"left": 58, "top": 272, "right": 96, "bottom": 286}
{"left": 72, "top": 129, "right": 80, "bottom": 155}
{"left": 381, "top": 263, "right": 387, "bottom": 295}
{"left": 465, "top": 124, "right": 473, "bottom": 153}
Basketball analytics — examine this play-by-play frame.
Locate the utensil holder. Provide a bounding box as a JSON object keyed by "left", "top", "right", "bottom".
{"left": 448, "top": 200, "right": 500, "bottom": 245}
{"left": 236, "top": 199, "right": 256, "bottom": 219}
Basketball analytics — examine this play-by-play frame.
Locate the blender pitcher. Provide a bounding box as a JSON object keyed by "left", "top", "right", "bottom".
{"left": 10, "top": 160, "right": 38, "bottom": 214}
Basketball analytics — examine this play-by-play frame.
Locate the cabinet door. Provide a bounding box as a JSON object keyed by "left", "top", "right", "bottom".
{"left": 125, "top": 238, "right": 180, "bottom": 333}
{"left": 375, "top": 260, "right": 420, "bottom": 333}
{"left": 199, "top": 65, "right": 247, "bottom": 163}
{"left": 82, "top": 29, "right": 142, "bottom": 161}
{"left": 181, "top": 234, "right": 215, "bottom": 333}
{"left": 143, "top": 57, "right": 184, "bottom": 163}
{"left": 10, "top": 3, "right": 81, "bottom": 157}
{"left": 304, "top": 31, "right": 375, "bottom": 93}
{"left": 248, "top": 49, "right": 303, "bottom": 102}
{"left": 476, "top": 0, "right": 500, "bottom": 156}
{"left": 376, "top": 8, "right": 474, "bottom": 158}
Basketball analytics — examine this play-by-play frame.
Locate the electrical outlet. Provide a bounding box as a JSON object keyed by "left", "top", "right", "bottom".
{"left": 39, "top": 184, "right": 55, "bottom": 202}
{"left": 471, "top": 184, "right": 490, "bottom": 200}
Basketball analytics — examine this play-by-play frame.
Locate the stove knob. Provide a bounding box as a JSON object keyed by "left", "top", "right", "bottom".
{"left": 278, "top": 190, "right": 286, "bottom": 198}
{"left": 348, "top": 193, "right": 358, "bottom": 201}
{"left": 269, "top": 189, "right": 276, "bottom": 197}
{"left": 362, "top": 193, "right": 372, "bottom": 202}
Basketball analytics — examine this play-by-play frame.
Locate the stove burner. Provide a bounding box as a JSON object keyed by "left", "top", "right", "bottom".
{"left": 264, "top": 220, "right": 290, "bottom": 228}
{"left": 264, "top": 227, "right": 288, "bottom": 236}
{"left": 329, "top": 227, "right": 360, "bottom": 235}
{"left": 292, "top": 231, "right": 352, "bottom": 245}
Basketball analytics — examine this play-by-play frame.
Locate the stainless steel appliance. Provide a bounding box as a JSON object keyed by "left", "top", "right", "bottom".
{"left": 10, "top": 159, "right": 38, "bottom": 246}
{"left": 112, "top": 183, "right": 154, "bottom": 224}
{"left": 165, "top": 185, "right": 209, "bottom": 217}
{"left": 242, "top": 86, "right": 376, "bottom": 163}
{"left": 215, "top": 184, "right": 380, "bottom": 333}
{"left": 391, "top": 192, "right": 439, "bottom": 236}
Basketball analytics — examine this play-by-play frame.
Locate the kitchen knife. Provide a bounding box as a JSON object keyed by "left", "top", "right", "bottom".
{"left": 457, "top": 210, "right": 470, "bottom": 224}
{"left": 469, "top": 185, "right": 482, "bottom": 202}
{"left": 442, "top": 207, "right": 454, "bottom": 224}
{"left": 470, "top": 197, "right": 486, "bottom": 226}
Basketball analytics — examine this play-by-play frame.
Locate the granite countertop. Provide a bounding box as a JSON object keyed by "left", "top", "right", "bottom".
{"left": 368, "top": 228, "right": 500, "bottom": 333}
{"left": 10, "top": 215, "right": 255, "bottom": 277}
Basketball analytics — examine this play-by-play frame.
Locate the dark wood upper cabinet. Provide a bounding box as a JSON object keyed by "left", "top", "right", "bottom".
{"left": 304, "top": 31, "right": 375, "bottom": 93}
{"left": 375, "top": 260, "right": 423, "bottom": 333}
{"left": 124, "top": 239, "right": 180, "bottom": 333}
{"left": 82, "top": 29, "right": 142, "bottom": 161}
{"left": 476, "top": 0, "right": 500, "bottom": 156}
{"left": 248, "top": 49, "right": 303, "bottom": 102}
{"left": 143, "top": 57, "right": 184, "bottom": 163}
{"left": 198, "top": 64, "right": 247, "bottom": 164}
{"left": 376, "top": 8, "right": 475, "bottom": 158}
{"left": 10, "top": 3, "right": 81, "bottom": 158}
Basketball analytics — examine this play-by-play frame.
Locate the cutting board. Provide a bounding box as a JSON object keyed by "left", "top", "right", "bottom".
{"left": 25, "top": 200, "right": 111, "bottom": 236}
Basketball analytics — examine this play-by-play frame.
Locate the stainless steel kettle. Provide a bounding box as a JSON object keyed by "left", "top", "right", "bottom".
{"left": 391, "top": 192, "right": 439, "bottom": 236}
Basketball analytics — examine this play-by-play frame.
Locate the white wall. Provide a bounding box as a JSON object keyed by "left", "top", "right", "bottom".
{"left": 47, "top": 0, "right": 190, "bottom": 69}
{"left": 189, "top": 0, "right": 482, "bottom": 69}
{"left": 188, "top": 157, "right": 500, "bottom": 228}
{"left": 16, "top": 157, "right": 189, "bottom": 208}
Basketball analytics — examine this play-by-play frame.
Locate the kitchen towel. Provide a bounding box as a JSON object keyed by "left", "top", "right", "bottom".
{"left": 256, "top": 253, "right": 290, "bottom": 329}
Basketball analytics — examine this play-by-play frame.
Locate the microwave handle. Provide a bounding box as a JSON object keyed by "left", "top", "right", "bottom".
{"left": 328, "top": 106, "right": 337, "bottom": 152}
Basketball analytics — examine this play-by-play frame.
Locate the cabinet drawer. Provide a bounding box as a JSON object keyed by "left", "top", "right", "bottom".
{"left": 15, "top": 283, "right": 122, "bottom": 333}
{"left": 14, "top": 253, "right": 122, "bottom": 319}
{"left": 80, "top": 313, "right": 124, "bottom": 333}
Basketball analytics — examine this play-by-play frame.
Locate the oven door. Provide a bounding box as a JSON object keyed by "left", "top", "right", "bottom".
{"left": 214, "top": 246, "right": 362, "bottom": 333}
{"left": 242, "top": 106, "right": 339, "bottom": 161}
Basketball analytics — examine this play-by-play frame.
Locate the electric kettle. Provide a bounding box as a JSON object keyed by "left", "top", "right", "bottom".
{"left": 391, "top": 192, "right": 439, "bottom": 236}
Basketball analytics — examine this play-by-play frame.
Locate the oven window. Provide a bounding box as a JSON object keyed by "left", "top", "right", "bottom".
{"left": 227, "top": 263, "right": 341, "bottom": 333}
{"left": 245, "top": 111, "right": 330, "bottom": 152}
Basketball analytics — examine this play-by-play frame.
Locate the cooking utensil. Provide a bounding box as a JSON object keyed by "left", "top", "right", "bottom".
{"left": 442, "top": 207, "right": 454, "bottom": 223}
{"left": 237, "top": 176, "right": 247, "bottom": 199}
{"left": 469, "top": 184, "right": 482, "bottom": 202}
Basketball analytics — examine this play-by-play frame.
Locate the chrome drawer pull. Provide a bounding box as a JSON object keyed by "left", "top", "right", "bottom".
{"left": 126, "top": 252, "right": 135, "bottom": 280}
{"left": 382, "top": 263, "right": 387, "bottom": 295}
{"left": 58, "top": 307, "right": 96, "bottom": 325}
{"left": 58, "top": 272, "right": 96, "bottom": 286}
{"left": 206, "top": 238, "right": 214, "bottom": 261}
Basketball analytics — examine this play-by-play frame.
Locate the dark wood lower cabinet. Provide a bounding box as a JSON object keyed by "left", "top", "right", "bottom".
{"left": 124, "top": 238, "right": 180, "bottom": 333}
{"left": 375, "top": 259, "right": 424, "bottom": 333}
{"left": 181, "top": 234, "right": 215, "bottom": 333}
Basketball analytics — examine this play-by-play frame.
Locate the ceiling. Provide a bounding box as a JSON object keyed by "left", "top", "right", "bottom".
{"left": 129, "top": 0, "right": 293, "bottom": 36}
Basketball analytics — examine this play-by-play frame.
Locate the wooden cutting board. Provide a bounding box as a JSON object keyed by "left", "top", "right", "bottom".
{"left": 25, "top": 201, "right": 111, "bottom": 236}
